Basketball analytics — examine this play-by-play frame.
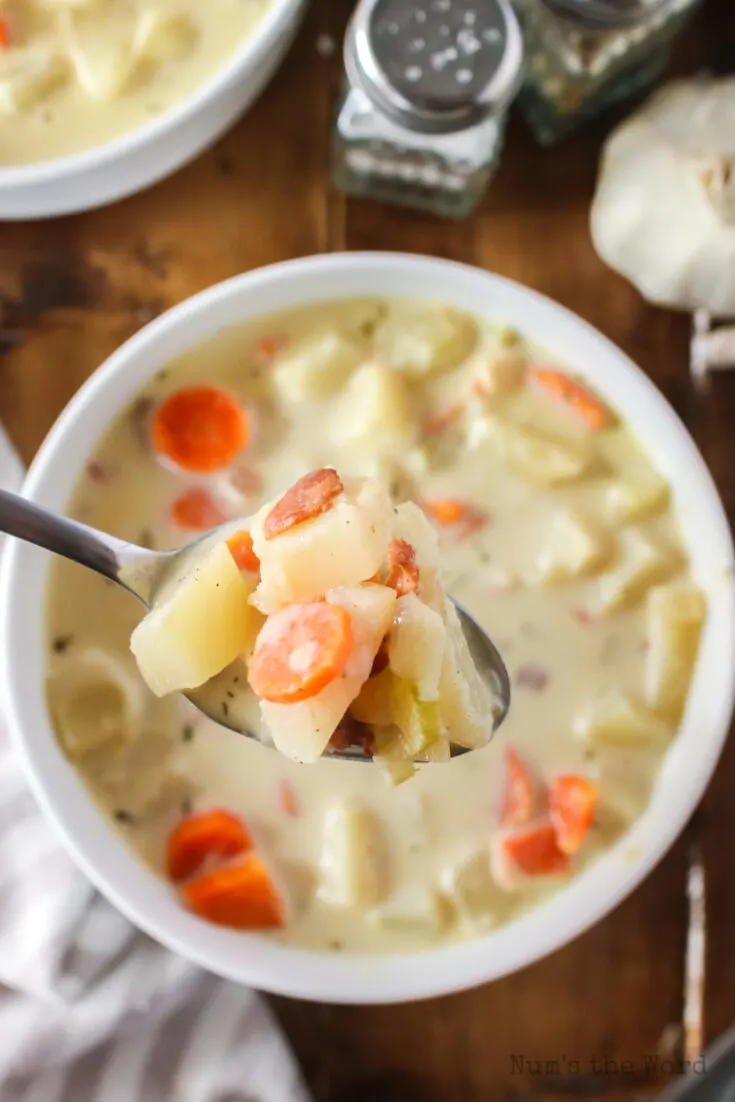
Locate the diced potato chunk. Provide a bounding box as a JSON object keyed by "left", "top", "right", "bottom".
{"left": 350, "top": 667, "right": 394, "bottom": 726}
{"left": 273, "top": 330, "right": 362, "bottom": 402}
{"left": 441, "top": 849, "right": 503, "bottom": 930}
{"left": 65, "top": 10, "right": 138, "bottom": 100}
{"left": 469, "top": 414, "right": 590, "bottom": 487}
{"left": 590, "top": 750, "right": 658, "bottom": 826}
{"left": 373, "top": 301, "right": 478, "bottom": 378}
{"left": 372, "top": 884, "right": 445, "bottom": 935}
{"left": 468, "top": 329, "right": 527, "bottom": 397}
{"left": 574, "top": 689, "right": 671, "bottom": 747}
{"left": 49, "top": 647, "right": 146, "bottom": 759}
{"left": 388, "top": 593, "right": 446, "bottom": 701}
{"left": 259, "top": 584, "right": 396, "bottom": 763}
{"left": 598, "top": 427, "right": 670, "bottom": 522}
{"left": 133, "top": 9, "right": 197, "bottom": 64}
{"left": 644, "top": 583, "right": 706, "bottom": 721}
{"left": 604, "top": 474, "right": 669, "bottom": 524}
{"left": 131, "top": 541, "right": 257, "bottom": 696}
{"left": 318, "top": 802, "right": 390, "bottom": 908}
{"left": 250, "top": 478, "right": 393, "bottom": 613}
{"left": 437, "top": 597, "right": 497, "bottom": 748}
{"left": 530, "top": 508, "right": 610, "bottom": 584}
{"left": 331, "top": 362, "right": 417, "bottom": 457}
{"left": 0, "top": 47, "right": 68, "bottom": 114}
{"left": 596, "top": 528, "right": 676, "bottom": 613}
{"left": 392, "top": 501, "right": 440, "bottom": 573}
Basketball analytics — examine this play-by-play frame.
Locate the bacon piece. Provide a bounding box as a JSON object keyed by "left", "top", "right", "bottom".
{"left": 386, "top": 538, "right": 420, "bottom": 597}
{"left": 263, "top": 468, "right": 344, "bottom": 540}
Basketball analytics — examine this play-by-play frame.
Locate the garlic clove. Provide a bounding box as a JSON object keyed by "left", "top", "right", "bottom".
{"left": 590, "top": 78, "right": 735, "bottom": 318}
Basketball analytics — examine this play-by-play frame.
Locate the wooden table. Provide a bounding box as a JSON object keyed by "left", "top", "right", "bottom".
{"left": 1, "top": 2, "right": 733, "bottom": 1099}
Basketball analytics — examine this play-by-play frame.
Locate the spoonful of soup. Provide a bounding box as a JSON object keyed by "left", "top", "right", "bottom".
{"left": 0, "top": 468, "right": 510, "bottom": 771}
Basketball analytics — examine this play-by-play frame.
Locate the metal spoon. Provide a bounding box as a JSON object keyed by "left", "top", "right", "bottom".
{"left": 0, "top": 488, "right": 511, "bottom": 760}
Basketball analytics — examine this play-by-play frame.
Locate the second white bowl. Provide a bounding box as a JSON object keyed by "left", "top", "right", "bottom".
{"left": 0, "top": 0, "right": 306, "bottom": 220}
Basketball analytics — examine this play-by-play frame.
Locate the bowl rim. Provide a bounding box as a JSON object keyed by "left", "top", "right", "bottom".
{"left": 2, "top": 252, "right": 733, "bottom": 1004}
{"left": 0, "top": 0, "right": 303, "bottom": 187}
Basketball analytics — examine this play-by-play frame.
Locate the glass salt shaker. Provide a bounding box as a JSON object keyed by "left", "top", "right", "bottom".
{"left": 332, "top": 0, "right": 524, "bottom": 219}
{"left": 515, "top": 0, "right": 703, "bottom": 146}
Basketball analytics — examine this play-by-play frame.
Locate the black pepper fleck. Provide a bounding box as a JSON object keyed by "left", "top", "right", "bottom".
{"left": 226, "top": 690, "right": 235, "bottom": 699}
{"left": 114, "top": 809, "right": 135, "bottom": 825}
{"left": 222, "top": 701, "right": 229, "bottom": 717}
{"left": 180, "top": 797, "right": 193, "bottom": 816}
{"left": 181, "top": 724, "right": 195, "bottom": 742}
{"left": 52, "top": 634, "right": 73, "bottom": 655}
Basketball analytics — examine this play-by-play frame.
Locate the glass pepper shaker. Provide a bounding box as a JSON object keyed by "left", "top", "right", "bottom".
{"left": 332, "top": 0, "right": 524, "bottom": 220}
{"left": 515, "top": 0, "right": 704, "bottom": 146}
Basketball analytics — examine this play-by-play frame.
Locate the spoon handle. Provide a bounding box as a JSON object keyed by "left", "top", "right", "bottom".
{"left": 0, "top": 488, "right": 137, "bottom": 585}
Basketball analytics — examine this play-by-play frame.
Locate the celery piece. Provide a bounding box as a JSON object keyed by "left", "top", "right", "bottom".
{"left": 390, "top": 677, "right": 440, "bottom": 756}
{"left": 373, "top": 726, "right": 416, "bottom": 786}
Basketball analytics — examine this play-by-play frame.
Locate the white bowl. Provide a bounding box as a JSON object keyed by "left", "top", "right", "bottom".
{"left": 0, "top": 0, "right": 306, "bottom": 220}
{"left": 2, "top": 253, "right": 733, "bottom": 1004}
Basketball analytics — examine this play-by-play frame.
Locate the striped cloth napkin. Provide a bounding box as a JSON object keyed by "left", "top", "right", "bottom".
{"left": 0, "top": 425, "right": 312, "bottom": 1102}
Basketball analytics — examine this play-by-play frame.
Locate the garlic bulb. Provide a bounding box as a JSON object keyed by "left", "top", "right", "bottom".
{"left": 590, "top": 77, "right": 735, "bottom": 317}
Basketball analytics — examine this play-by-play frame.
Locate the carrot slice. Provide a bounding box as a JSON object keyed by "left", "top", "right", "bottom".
{"left": 499, "top": 748, "right": 537, "bottom": 828}
{"left": 166, "top": 809, "right": 252, "bottom": 883}
{"left": 0, "top": 18, "right": 10, "bottom": 47}
{"left": 500, "top": 824, "right": 570, "bottom": 876}
{"left": 226, "top": 530, "right": 260, "bottom": 574}
{"left": 531, "top": 367, "right": 612, "bottom": 431}
{"left": 263, "top": 468, "right": 344, "bottom": 541}
{"left": 170, "top": 487, "right": 227, "bottom": 531}
{"left": 248, "top": 600, "right": 354, "bottom": 704}
{"left": 423, "top": 499, "right": 489, "bottom": 536}
{"left": 151, "top": 386, "right": 250, "bottom": 474}
{"left": 386, "top": 538, "right": 420, "bottom": 597}
{"left": 549, "top": 775, "right": 598, "bottom": 855}
{"left": 182, "top": 853, "right": 284, "bottom": 929}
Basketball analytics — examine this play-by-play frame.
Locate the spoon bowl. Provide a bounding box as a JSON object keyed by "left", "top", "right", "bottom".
{"left": 0, "top": 487, "right": 510, "bottom": 760}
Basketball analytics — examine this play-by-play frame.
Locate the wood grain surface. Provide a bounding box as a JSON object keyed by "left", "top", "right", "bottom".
{"left": 1, "top": 1, "right": 733, "bottom": 1099}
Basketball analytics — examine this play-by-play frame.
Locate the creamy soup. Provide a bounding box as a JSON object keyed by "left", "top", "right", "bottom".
{"left": 46, "top": 298, "right": 705, "bottom": 951}
{"left": 0, "top": 0, "right": 269, "bottom": 165}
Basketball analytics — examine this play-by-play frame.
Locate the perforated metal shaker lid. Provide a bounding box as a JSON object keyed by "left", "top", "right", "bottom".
{"left": 344, "top": 0, "right": 524, "bottom": 135}
{"left": 540, "top": 0, "right": 671, "bottom": 30}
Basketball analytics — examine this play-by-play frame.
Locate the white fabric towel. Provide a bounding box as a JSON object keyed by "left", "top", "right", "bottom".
{"left": 0, "top": 425, "right": 312, "bottom": 1102}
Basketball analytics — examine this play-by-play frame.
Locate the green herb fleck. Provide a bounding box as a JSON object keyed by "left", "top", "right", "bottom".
{"left": 222, "top": 701, "right": 229, "bottom": 718}
{"left": 138, "top": 528, "right": 156, "bottom": 550}
{"left": 181, "top": 724, "right": 195, "bottom": 742}
{"left": 329, "top": 939, "right": 345, "bottom": 952}
{"left": 180, "top": 797, "right": 192, "bottom": 816}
